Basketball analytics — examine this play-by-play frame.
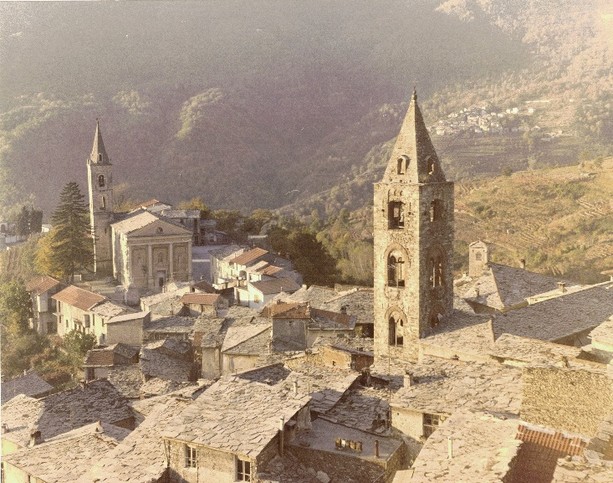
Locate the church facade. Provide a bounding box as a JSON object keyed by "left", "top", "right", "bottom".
{"left": 86, "top": 122, "right": 192, "bottom": 291}
{"left": 373, "top": 90, "right": 454, "bottom": 362}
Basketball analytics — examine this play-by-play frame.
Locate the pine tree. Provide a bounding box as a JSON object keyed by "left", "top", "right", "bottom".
{"left": 47, "top": 182, "right": 93, "bottom": 282}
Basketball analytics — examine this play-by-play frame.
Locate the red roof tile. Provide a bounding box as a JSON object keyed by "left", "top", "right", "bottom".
{"left": 229, "top": 247, "right": 268, "bottom": 266}
{"left": 52, "top": 285, "right": 106, "bottom": 311}
{"left": 180, "top": 293, "right": 220, "bottom": 305}
{"left": 26, "top": 275, "right": 62, "bottom": 295}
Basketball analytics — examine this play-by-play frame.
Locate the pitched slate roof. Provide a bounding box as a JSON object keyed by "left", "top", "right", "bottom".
{"left": 140, "top": 340, "right": 193, "bottom": 382}
{"left": 390, "top": 357, "right": 522, "bottom": 416}
{"left": 1, "top": 380, "right": 132, "bottom": 449}
{"left": 221, "top": 324, "right": 271, "bottom": 353}
{"left": 491, "top": 334, "right": 582, "bottom": 366}
{"left": 408, "top": 410, "right": 521, "bottom": 483}
{"left": 163, "top": 376, "right": 310, "bottom": 458}
{"left": 52, "top": 285, "right": 106, "bottom": 311}
{"left": 461, "top": 263, "right": 568, "bottom": 311}
{"left": 4, "top": 422, "right": 128, "bottom": 483}
{"left": 180, "top": 293, "right": 220, "bottom": 305}
{"left": 382, "top": 89, "right": 447, "bottom": 184}
{"left": 84, "top": 343, "right": 139, "bottom": 367}
{"left": 491, "top": 281, "right": 613, "bottom": 341}
{"left": 25, "top": 275, "right": 62, "bottom": 295}
{"left": 91, "top": 300, "right": 130, "bottom": 318}
{"left": 209, "top": 244, "right": 244, "bottom": 260}
{"left": 107, "top": 310, "right": 149, "bottom": 324}
{"left": 88, "top": 120, "right": 110, "bottom": 165}
{"left": 1, "top": 371, "right": 53, "bottom": 405}
{"left": 283, "top": 285, "right": 374, "bottom": 327}
{"left": 268, "top": 359, "right": 359, "bottom": 415}
{"left": 86, "top": 395, "right": 195, "bottom": 482}
{"left": 309, "top": 308, "right": 355, "bottom": 330}
{"left": 261, "top": 302, "right": 310, "bottom": 319}
{"left": 251, "top": 277, "right": 301, "bottom": 295}
{"left": 110, "top": 211, "right": 159, "bottom": 234}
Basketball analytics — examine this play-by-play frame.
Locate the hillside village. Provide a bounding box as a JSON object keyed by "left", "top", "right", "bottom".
{"left": 1, "top": 90, "right": 613, "bottom": 483}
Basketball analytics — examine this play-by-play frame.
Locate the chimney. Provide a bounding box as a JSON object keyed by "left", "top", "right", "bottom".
{"left": 447, "top": 437, "right": 454, "bottom": 459}
{"left": 340, "top": 305, "right": 348, "bottom": 314}
{"left": 558, "top": 281, "right": 567, "bottom": 293}
{"left": 293, "top": 381, "right": 298, "bottom": 395}
{"left": 519, "top": 258, "right": 526, "bottom": 270}
{"left": 2, "top": 423, "right": 9, "bottom": 434}
{"left": 279, "top": 416, "right": 285, "bottom": 456}
{"left": 29, "top": 429, "right": 43, "bottom": 447}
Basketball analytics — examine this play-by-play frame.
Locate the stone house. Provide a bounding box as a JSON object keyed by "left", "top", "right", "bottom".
{"left": 236, "top": 277, "right": 302, "bottom": 309}
{"left": 389, "top": 357, "right": 522, "bottom": 442}
{"left": 83, "top": 343, "right": 140, "bottom": 381}
{"left": 263, "top": 302, "right": 356, "bottom": 351}
{"left": 1, "top": 422, "right": 129, "bottom": 483}
{"left": 219, "top": 323, "right": 272, "bottom": 375}
{"left": 140, "top": 338, "right": 194, "bottom": 382}
{"left": 0, "top": 371, "right": 53, "bottom": 405}
{"left": 313, "top": 343, "right": 374, "bottom": 372}
{"left": 82, "top": 390, "right": 200, "bottom": 482}
{"left": 105, "top": 310, "right": 151, "bottom": 346}
{"left": 139, "top": 283, "right": 192, "bottom": 315}
{"left": 1, "top": 379, "right": 133, "bottom": 456}
{"left": 284, "top": 284, "right": 375, "bottom": 337}
{"left": 179, "top": 292, "right": 227, "bottom": 316}
{"left": 25, "top": 275, "right": 64, "bottom": 335}
{"left": 52, "top": 285, "right": 142, "bottom": 345}
{"left": 162, "top": 375, "right": 311, "bottom": 483}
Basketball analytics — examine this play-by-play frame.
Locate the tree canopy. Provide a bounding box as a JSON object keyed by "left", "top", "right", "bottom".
{"left": 41, "top": 182, "right": 93, "bottom": 282}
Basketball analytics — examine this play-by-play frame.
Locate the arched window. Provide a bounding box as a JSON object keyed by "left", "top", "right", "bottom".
{"left": 427, "top": 156, "right": 435, "bottom": 175}
{"left": 430, "top": 256, "right": 444, "bottom": 288}
{"left": 397, "top": 155, "right": 409, "bottom": 174}
{"left": 98, "top": 175, "right": 105, "bottom": 188}
{"left": 388, "top": 201, "right": 405, "bottom": 229}
{"left": 430, "top": 312, "right": 442, "bottom": 328}
{"left": 387, "top": 254, "right": 405, "bottom": 287}
{"left": 98, "top": 153, "right": 103, "bottom": 163}
{"left": 388, "top": 314, "right": 404, "bottom": 346}
{"left": 430, "top": 200, "right": 443, "bottom": 222}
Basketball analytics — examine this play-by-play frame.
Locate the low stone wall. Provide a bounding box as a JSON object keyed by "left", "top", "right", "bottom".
{"left": 522, "top": 367, "right": 613, "bottom": 437}
{"left": 288, "top": 440, "right": 407, "bottom": 483}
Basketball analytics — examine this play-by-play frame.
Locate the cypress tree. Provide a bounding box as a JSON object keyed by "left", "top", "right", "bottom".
{"left": 48, "top": 182, "right": 93, "bottom": 282}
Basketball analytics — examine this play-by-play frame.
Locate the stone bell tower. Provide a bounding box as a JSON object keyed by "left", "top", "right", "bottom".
{"left": 87, "top": 120, "right": 114, "bottom": 276}
{"left": 373, "top": 89, "right": 454, "bottom": 362}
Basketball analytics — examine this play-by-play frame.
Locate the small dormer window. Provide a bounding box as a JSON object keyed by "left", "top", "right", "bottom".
{"left": 98, "top": 175, "right": 105, "bottom": 187}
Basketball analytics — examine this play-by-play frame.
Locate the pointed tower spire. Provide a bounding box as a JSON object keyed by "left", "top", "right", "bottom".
{"left": 89, "top": 119, "right": 110, "bottom": 165}
{"left": 383, "top": 89, "right": 446, "bottom": 184}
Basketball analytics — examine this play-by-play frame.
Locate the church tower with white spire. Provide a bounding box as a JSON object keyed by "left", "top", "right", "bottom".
{"left": 373, "top": 89, "right": 454, "bottom": 362}
{"left": 87, "top": 120, "right": 114, "bottom": 275}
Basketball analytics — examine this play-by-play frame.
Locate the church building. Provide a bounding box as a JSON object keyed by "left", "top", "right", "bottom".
{"left": 86, "top": 122, "right": 193, "bottom": 291}
{"left": 373, "top": 89, "right": 454, "bottom": 362}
